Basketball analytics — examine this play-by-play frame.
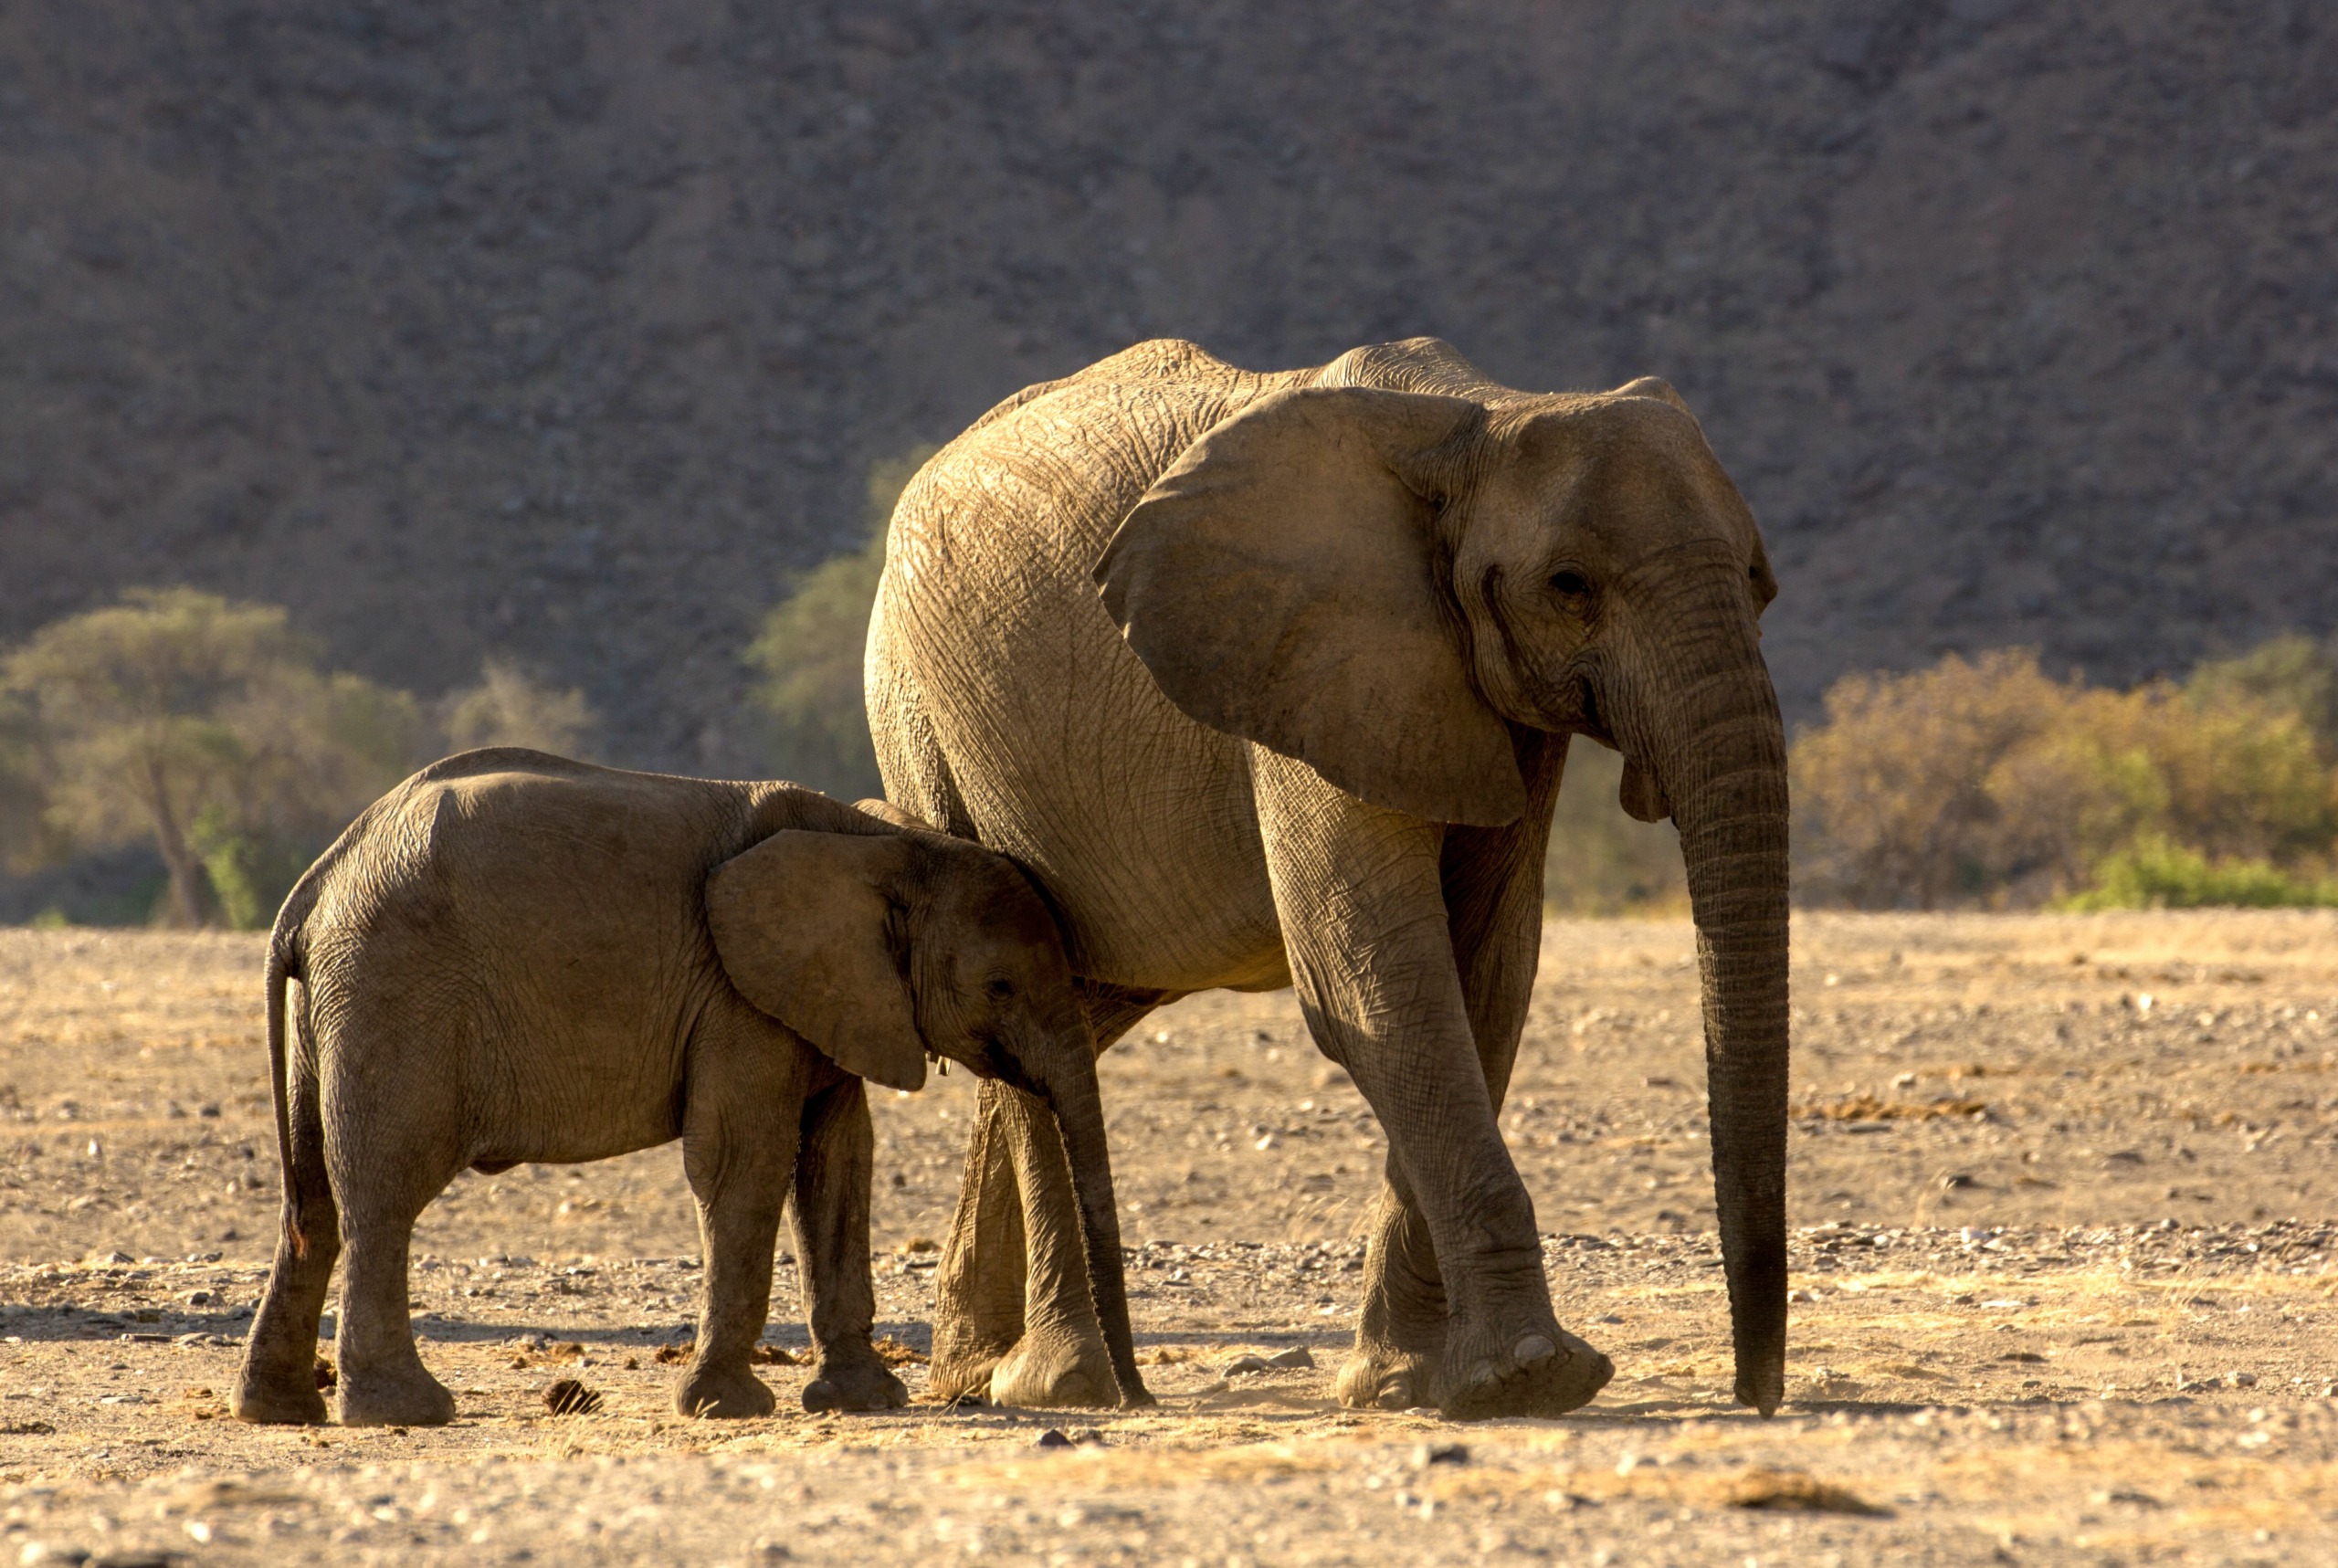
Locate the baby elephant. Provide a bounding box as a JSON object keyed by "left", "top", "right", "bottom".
{"left": 232, "top": 748, "right": 1148, "bottom": 1426}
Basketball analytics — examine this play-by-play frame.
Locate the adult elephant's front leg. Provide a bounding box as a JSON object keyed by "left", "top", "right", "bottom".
{"left": 1252, "top": 751, "right": 1609, "bottom": 1419}
{"left": 1344, "top": 734, "right": 1570, "bottom": 1410}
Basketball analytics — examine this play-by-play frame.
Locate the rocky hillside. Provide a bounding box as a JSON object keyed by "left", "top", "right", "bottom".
{"left": 4, "top": 1, "right": 2333, "bottom": 771}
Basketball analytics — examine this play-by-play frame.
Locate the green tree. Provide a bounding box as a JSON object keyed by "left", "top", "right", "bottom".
{"left": 747, "top": 446, "right": 937, "bottom": 800}
{"left": 1, "top": 587, "right": 423, "bottom": 927}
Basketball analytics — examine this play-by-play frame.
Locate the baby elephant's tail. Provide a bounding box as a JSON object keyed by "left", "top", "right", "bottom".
{"left": 264, "top": 935, "right": 307, "bottom": 1257}
{"left": 265, "top": 879, "right": 331, "bottom": 1262}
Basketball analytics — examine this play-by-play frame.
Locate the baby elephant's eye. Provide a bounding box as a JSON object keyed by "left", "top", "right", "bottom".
{"left": 1550, "top": 569, "right": 1590, "bottom": 598}
{"left": 985, "top": 976, "right": 1017, "bottom": 1001}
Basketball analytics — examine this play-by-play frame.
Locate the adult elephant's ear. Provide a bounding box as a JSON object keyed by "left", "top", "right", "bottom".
{"left": 1097, "top": 385, "right": 1527, "bottom": 826}
{"left": 707, "top": 831, "right": 928, "bottom": 1091}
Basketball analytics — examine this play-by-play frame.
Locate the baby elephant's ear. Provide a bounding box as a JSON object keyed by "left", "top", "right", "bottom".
{"left": 706, "top": 831, "right": 928, "bottom": 1092}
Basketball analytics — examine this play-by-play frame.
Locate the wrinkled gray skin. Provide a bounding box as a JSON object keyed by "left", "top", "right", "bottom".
{"left": 231, "top": 749, "right": 1148, "bottom": 1427}
{"left": 868, "top": 338, "right": 1788, "bottom": 1420}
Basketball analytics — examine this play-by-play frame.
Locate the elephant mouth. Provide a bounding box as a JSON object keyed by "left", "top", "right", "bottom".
{"left": 1566, "top": 671, "right": 1617, "bottom": 749}
{"left": 1563, "top": 676, "right": 1670, "bottom": 822}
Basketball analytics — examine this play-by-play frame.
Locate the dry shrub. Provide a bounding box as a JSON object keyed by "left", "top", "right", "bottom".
{"left": 442, "top": 658, "right": 596, "bottom": 757}
{"left": 1794, "top": 646, "right": 2337, "bottom": 909}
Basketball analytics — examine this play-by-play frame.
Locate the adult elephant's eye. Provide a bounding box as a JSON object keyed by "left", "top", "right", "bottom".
{"left": 985, "top": 976, "right": 1016, "bottom": 1001}
{"left": 1551, "top": 569, "right": 1590, "bottom": 598}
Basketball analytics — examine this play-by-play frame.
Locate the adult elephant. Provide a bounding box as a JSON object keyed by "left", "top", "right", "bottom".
{"left": 866, "top": 337, "right": 1788, "bottom": 1419}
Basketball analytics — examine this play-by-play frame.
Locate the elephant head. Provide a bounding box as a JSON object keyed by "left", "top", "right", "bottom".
{"left": 705, "top": 826, "right": 1151, "bottom": 1407}
{"left": 1094, "top": 342, "right": 1788, "bottom": 1414}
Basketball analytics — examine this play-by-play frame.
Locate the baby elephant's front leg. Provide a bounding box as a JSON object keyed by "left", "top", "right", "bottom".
{"left": 675, "top": 1036, "right": 802, "bottom": 1418}
{"left": 794, "top": 1078, "right": 909, "bottom": 1414}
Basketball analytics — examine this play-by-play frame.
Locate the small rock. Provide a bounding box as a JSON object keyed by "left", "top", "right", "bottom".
{"left": 1222, "top": 1353, "right": 1270, "bottom": 1376}
{"left": 1035, "top": 1427, "right": 1074, "bottom": 1448}
{"left": 17, "top": 1547, "right": 91, "bottom": 1566}
{"left": 543, "top": 1377, "right": 603, "bottom": 1415}
{"left": 1413, "top": 1441, "right": 1469, "bottom": 1468}
{"left": 1264, "top": 1346, "right": 1314, "bottom": 1369}
{"left": 2231, "top": 1371, "right": 2259, "bottom": 1388}
{"left": 84, "top": 1249, "right": 132, "bottom": 1267}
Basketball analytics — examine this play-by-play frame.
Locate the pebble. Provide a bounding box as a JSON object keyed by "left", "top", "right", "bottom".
{"left": 1413, "top": 1441, "right": 1469, "bottom": 1468}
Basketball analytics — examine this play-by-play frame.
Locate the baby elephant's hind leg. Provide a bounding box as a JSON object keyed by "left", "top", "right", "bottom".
{"left": 234, "top": 1048, "right": 340, "bottom": 1425}
{"left": 794, "top": 1078, "right": 908, "bottom": 1414}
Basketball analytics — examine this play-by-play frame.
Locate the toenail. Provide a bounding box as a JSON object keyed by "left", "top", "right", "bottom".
{"left": 1469, "top": 1359, "right": 1498, "bottom": 1385}
{"left": 1513, "top": 1334, "right": 1556, "bottom": 1365}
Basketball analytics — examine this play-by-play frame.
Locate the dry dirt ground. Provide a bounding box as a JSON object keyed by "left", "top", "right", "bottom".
{"left": 4, "top": 912, "right": 2338, "bottom": 1564}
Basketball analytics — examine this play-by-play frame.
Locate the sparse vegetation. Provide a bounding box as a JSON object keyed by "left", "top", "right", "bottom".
{"left": 746, "top": 446, "right": 937, "bottom": 801}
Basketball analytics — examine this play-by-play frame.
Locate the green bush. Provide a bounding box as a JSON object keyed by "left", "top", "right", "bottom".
{"left": 746, "top": 446, "right": 937, "bottom": 800}
{"left": 2059, "top": 837, "right": 2338, "bottom": 910}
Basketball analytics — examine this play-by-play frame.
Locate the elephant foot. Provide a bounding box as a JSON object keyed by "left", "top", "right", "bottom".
{"left": 230, "top": 1363, "right": 329, "bottom": 1426}
{"left": 334, "top": 1364, "right": 456, "bottom": 1427}
{"left": 803, "top": 1351, "right": 910, "bottom": 1414}
{"left": 926, "top": 1348, "right": 1003, "bottom": 1405}
{"left": 675, "top": 1362, "right": 777, "bottom": 1419}
{"left": 987, "top": 1326, "right": 1120, "bottom": 1410}
{"left": 1335, "top": 1346, "right": 1438, "bottom": 1411}
{"left": 1438, "top": 1325, "right": 1613, "bottom": 1422}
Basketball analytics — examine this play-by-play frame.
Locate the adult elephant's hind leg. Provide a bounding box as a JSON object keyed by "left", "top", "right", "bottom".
{"left": 931, "top": 982, "right": 1165, "bottom": 1409}
{"left": 1336, "top": 1175, "right": 1448, "bottom": 1411}
{"left": 928, "top": 1079, "right": 1035, "bottom": 1402}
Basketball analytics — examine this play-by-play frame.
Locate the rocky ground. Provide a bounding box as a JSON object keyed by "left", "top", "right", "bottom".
{"left": 3, "top": 910, "right": 2337, "bottom": 1563}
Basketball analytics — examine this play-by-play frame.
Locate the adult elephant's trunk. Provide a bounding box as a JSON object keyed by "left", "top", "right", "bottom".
{"left": 1032, "top": 1040, "right": 1153, "bottom": 1407}
{"left": 1628, "top": 574, "right": 1792, "bottom": 1415}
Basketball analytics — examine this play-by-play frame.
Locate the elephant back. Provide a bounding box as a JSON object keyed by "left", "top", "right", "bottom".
{"left": 1314, "top": 336, "right": 1521, "bottom": 403}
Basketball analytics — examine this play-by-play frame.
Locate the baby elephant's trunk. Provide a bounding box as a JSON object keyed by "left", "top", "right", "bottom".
{"left": 1033, "top": 1040, "right": 1152, "bottom": 1406}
